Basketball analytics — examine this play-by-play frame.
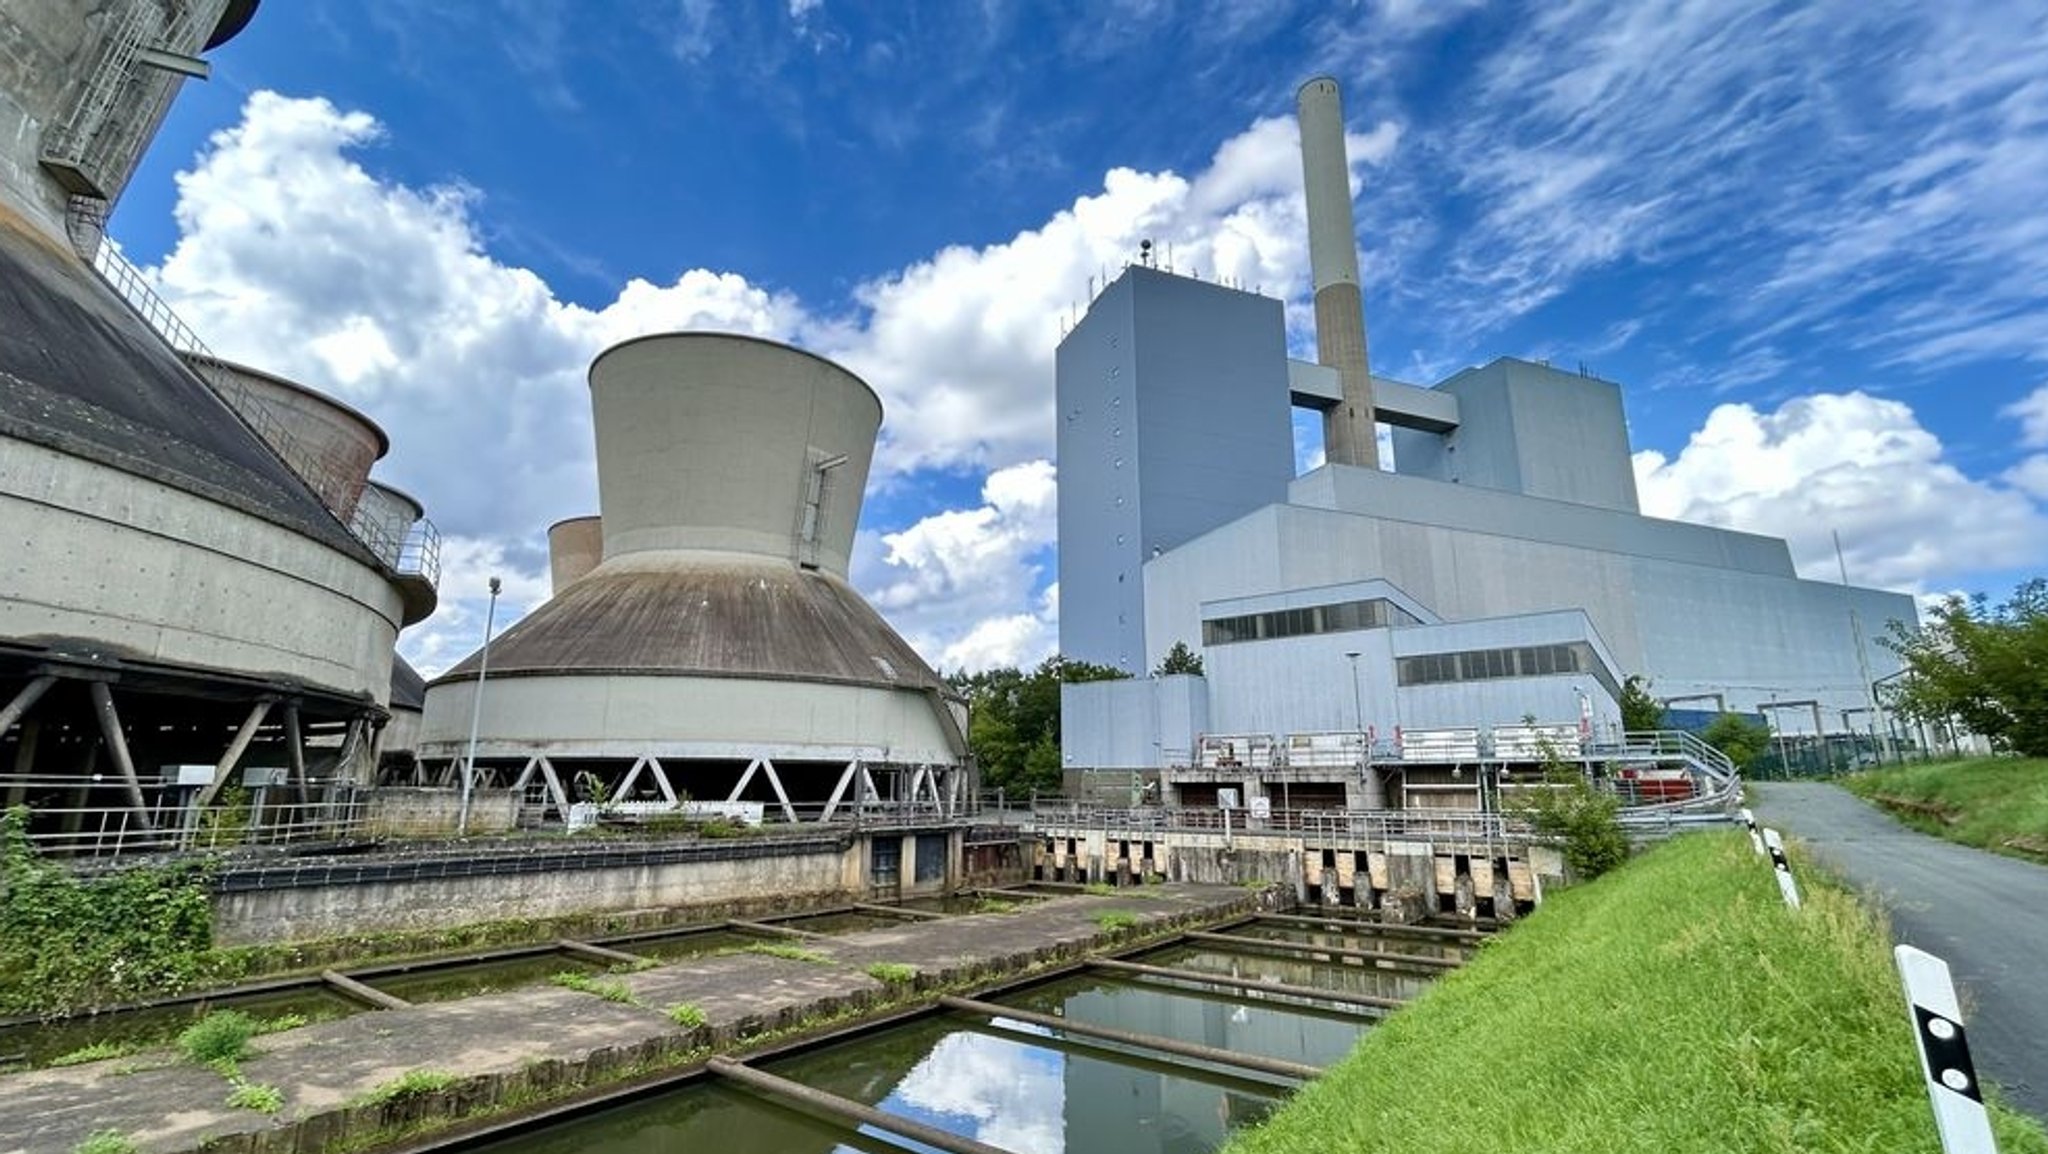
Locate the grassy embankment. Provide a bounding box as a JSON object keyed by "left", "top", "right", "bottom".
{"left": 1225, "top": 832, "right": 2048, "bottom": 1154}
{"left": 1844, "top": 757, "right": 2048, "bottom": 862}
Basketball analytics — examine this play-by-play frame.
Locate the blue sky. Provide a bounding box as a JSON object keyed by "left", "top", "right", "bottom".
{"left": 113, "top": 0, "right": 2048, "bottom": 675}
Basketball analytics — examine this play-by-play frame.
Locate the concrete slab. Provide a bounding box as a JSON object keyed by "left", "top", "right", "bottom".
{"left": 0, "top": 882, "right": 1257, "bottom": 1153}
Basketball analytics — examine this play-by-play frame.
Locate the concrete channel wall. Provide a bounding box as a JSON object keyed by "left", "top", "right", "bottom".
{"left": 1030, "top": 824, "right": 1562, "bottom": 921}
{"left": 210, "top": 828, "right": 1010, "bottom": 945}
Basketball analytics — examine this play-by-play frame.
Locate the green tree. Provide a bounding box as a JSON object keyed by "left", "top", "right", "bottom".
{"left": 1879, "top": 578, "right": 2048, "bottom": 757}
{"left": 1154, "top": 641, "right": 1204, "bottom": 676}
{"left": 1699, "top": 713, "right": 1772, "bottom": 771}
{"left": 1619, "top": 675, "right": 1665, "bottom": 732}
{"left": 948, "top": 657, "right": 1130, "bottom": 794}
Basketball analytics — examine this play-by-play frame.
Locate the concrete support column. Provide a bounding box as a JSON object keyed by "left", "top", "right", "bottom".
{"left": 5, "top": 719, "right": 38, "bottom": 807}
{"left": 196, "top": 699, "right": 273, "bottom": 809}
{"left": 88, "top": 681, "right": 153, "bottom": 830}
{"left": 0, "top": 675, "right": 57, "bottom": 735}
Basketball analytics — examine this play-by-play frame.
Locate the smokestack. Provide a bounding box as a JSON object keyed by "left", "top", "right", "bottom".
{"left": 1297, "top": 76, "right": 1380, "bottom": 470}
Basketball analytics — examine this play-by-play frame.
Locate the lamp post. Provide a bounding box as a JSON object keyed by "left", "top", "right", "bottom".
{"left": 1345, "top": 650, "right": 1383, "bottom": 808}
{"left": 458, "top": 576, "right": 502, "bottom": 837}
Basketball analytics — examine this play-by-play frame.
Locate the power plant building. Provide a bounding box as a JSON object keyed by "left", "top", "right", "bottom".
{"left": 418, "top": 334, "right": 971, "bottom": 822}
{"left": 1059, "top": 79, "right": 1916, "bottom": 799}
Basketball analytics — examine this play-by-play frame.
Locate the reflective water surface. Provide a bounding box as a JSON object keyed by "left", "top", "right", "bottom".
{"left": 1133, "top": 944, "right": 1437, "bottom": 1007}
{"left": 362, "top": 951, "right": 604, "bottom": 1005}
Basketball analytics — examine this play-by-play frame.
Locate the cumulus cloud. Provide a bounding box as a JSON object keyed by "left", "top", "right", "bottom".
{"left": 143, "top": 90, "right": 1399, "bottom": 675}
{"left": 1633, "top": 391, "right": 2048, "bottom": 591}
{"left": 2007, "top": 384, "right": 2048, "bottom": 448}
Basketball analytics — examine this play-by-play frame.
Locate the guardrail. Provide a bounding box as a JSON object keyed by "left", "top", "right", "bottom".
{"left": 7, "top": 780, "right": 372, "bottom": 861}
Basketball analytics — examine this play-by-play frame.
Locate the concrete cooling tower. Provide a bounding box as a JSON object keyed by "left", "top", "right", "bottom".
{"left": 418, "top": 333, "right": 970, "bottom": 822}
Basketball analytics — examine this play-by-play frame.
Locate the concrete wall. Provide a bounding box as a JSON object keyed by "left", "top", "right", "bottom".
{"left": 0, "top": 437, "right": 403, "bottom": 702}
{"left": 363, "top": 787, "right": 516, "bottom": 837}
{"left": 1056, "top": 267, "right": 1296, "bottom": 673}
{"left": 0, "top": 0, "right": 227, "bottom": 239}
{"left": 588, "top": 334, "right": 878, "bottom": 577}
{"left": 212, "top": 838, "right": 863, "bottom": 944}
{"left": 416, "top": 672, "right": 959, "bottom": 765}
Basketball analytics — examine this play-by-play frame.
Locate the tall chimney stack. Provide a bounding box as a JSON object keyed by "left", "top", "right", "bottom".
{"left": 1297, "top": 76, "right": 1380, "bottom": 470}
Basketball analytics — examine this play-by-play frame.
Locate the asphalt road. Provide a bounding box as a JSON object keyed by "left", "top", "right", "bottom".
{"left": 1752, "top": 781, "right": 2048, "bottom": 1122}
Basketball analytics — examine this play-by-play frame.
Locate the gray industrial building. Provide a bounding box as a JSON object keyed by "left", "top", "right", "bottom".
{"left": 1058, "top": 79, "right": 1914, "bottom": 801}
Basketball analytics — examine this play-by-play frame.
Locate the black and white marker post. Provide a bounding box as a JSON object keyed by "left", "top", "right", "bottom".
{"left": 1895, "top": 945, "right": 1999, "bottom": 1153}
{"left": 1740, "top": 807, "right": 1764, "bottom": 855}
{"left": 1761, "top": 828, "right": 1799, "bottom": 909}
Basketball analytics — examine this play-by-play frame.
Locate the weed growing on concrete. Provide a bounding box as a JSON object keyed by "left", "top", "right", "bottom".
{"left": 68, "top": 1132, "right": 136, "bottom": 1154}
{"left": 550, "top": 971, "right": 638, "bottom": 1004}
{"left": 607, "top": 958, "right": 659, "bottom": 974}
{"left": 178, "top": 1009, "right": 257, "bottom": 1070}
{"left": 1081, "top": 882, "right": 1118, "bottom": 896}
{"left": 864, "top": 962, "right": 918, "bottom": 985}
{"left": 1093, "top": 911, "right": 1140, "bottom": 932}
{"left": 226, "top": 1078, "right": 284, "bottom": 1114}
{"left": 668, "top": 1003, "right": 707, "bottom": 1028}
{"left": 743, "top": 943, "right": 830, "bottom": 965}
{"left": 255, "top": 1012, "right": 309, "bottom": 1035}
{"left": 973, "top": 898, "right": 1022, "bottom": 914}
{"left": 47, "top": 1041, "right": 139, "bottom": 1068}
{"left": 352, "top": 1069, "right": 459, "bottom": 1107}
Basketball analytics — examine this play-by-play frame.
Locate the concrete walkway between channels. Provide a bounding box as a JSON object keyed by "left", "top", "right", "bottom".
{"left": 1752, "top": 781, "right": 2048, "bottom": 1122}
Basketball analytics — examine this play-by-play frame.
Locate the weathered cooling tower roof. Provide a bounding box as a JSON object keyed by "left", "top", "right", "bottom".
{"left": 434, "top": 552, "right": 945, "bottom": 693}
{"left": 0, "top": 205, "right": 367, "bottom": 561}
{"left": 390, "top": 654, "right": 428, "bottom": 712}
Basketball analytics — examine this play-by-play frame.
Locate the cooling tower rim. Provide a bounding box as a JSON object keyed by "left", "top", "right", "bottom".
{"left": 547, "top": 513, "right": 603, "bottom": 533}
{"left": 587, "top": 331, "right": 885, "bottom": 415}
{"left": 363, "top": 477, "right": 424, "bottom": 519}
{"left": 1297, "top": 74, "right": 1342, "bottom": 98}
{"left": 180, "top": 351, "right": 392, "bottom": 459}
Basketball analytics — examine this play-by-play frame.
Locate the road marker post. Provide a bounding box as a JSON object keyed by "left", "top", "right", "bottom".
{"left": 1895, "top": 945, "right": 1999, "bottom": 1154}
{"left": 1740, "top": 807, "right": 1764, "bottom": 855}
{"left": 1761, "top": 828, "right": 1799, "bottom": 909}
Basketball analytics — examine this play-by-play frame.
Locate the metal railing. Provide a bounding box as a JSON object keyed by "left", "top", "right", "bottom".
{"left": 64, "top": 196, "right": 442, "bottom": 590}
{"left": 1023, "top": 800, "right": 1528, "bottom": 846}
{"left": 7, "top": 778, "right": 372, "bottom": 862}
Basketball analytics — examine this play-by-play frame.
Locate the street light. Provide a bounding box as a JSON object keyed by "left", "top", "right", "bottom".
{"left": 1344, "top": 650, "right": 1384, "bottom": 808}
{"left": 458, "top": 575, "right": 502, "bottom": 837}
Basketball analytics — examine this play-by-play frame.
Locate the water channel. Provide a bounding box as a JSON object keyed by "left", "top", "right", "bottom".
{"left": 454, "top": 959, "right": 1376, "bottom": 1154}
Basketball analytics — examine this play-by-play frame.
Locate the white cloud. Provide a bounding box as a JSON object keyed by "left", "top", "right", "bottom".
{"left": 1632, "top": 391, "right": 2048, "bottom": 591}
{"left": 139, "top": 90, "right": 1410, "bottom": 674}
{"left": 856, "top": 460, "right": 1059, "bottom": 671}
{"left": 2007, "top": 384, "right": 2048, "bottom": 448}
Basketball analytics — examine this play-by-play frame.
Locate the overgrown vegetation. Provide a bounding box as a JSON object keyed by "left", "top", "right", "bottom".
{"left": 69, "top": 1133, "right": 136, "bottom": 1154}
{"left": 946, "top": 656, "right": 1130, "bottom": 795}
{"left": 1080, "top": 882, "right": 1118, "bottom": 896}
{"left": 1225, "top": 833, "right": 2048, "bottom": 1154}
{"left": 0, "top": 807, "right": 214, "bottom": 1015}
{"left": 47, "top": 1041, "right": 139, "bottom": 1068}
{"left": 667, "top": 1002, "right": 706, "bottom": 1029}
{"left": 973, "top": 897, "right": 1022, "bottom": 914}
{"left": 1700, "top": 712, "right": 1773, "bottom": 771}
{"left": 864, "top": 962, "right": 918, "bottom": 985}
{"left": 1845, "top": 757, "right": 2048, "bottom": 862}
{"left": 742, "top": 942, "right": 829, "bottom": 965}
{"left": 550, "top": 971, "right": 638, "bottom": 1004}
{"left": 1093, "top": 911, "right": 1139, "bottom": 932}
{"left": 177, "top": 1009, "right": 257, "bottom": 1069}
{"left": 351, "top": 1069, "right": 460, "bottom": 1108}
{"left": 1881, "top": 578, "right": 2048, "bottom": 756}
{"left": 226, "top": 1078, "right": 284, "bottom": 1114}
{"left": 1619, "top": 674, "right": 1666, "bottom": 731}
{"left": 1515, "top": 765, "right": 1629, "bottom": 880}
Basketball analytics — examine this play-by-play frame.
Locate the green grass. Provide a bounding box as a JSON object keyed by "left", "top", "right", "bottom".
{"left": 1844, "top": 757, "right": 2048, "bottom": 862}
{"left": 69, "top": 1133, "right": 136, "bottom": 1154}
{"left": 549, "top": 971, "right": 639, "bottom": 1004}
{"left": 47, "top": 1041, "right": 139, "bottom": 1068}
{"left": 351, "top": 1069, "right": 459, "bottom": 1107}
{"left": 1223, "top": 832, "right": 2048, "bottom": 1154}
{"left": 667, "top": 1002, "right": 706, "bottom": 1029}
{"left": 742, "top": 942, "right": 830, "bottom": 965}
{"left": 226, "top": 1078, "right": 284, "bottom": 1114}
{"left": 1092, "top": 911, "right": 1139, "bottom": 932}
{"left": 177, "top": 1010, "right": 257, "bottom": 1069}
{"left": 973, "top": 897, "right": 1022, "bottom": 914}
{"left": 864, "top": 962, "right": 918, "bottom": 985}
{"left": 1081, "top": 882, "right": 1119, "bottom": 896}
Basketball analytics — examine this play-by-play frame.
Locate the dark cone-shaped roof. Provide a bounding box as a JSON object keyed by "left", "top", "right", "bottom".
{"left": 0, "top": 206, "right": 366, "bottom": 560}
{"left": 430, "top": 553, "right": 951, "bottom": 695}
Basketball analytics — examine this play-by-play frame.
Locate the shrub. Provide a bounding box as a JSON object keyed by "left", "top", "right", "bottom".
{"left": 178, "top": 1010, "right": 257, "bottom": 1068}
{"left": 226, "top": 1079, "right": 284, "bottom": 1114}
{"left": 1519, "top": 766, "right": 1630, "bottom": 880}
